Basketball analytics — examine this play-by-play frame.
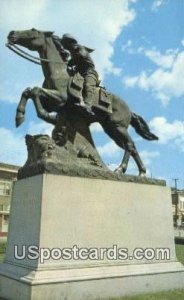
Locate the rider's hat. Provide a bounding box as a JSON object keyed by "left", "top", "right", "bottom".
{"left": 60, "top": 34, "right": 77, "bottom": 44}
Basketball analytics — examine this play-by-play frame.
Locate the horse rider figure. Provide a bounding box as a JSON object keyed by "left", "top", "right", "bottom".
{"left": 59, "top": 33, "right": 100, "bottom": 116}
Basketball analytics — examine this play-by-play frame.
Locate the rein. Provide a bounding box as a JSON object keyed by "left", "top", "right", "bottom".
{"left": 6, "top": 43, "right": 65, "bottom": 65}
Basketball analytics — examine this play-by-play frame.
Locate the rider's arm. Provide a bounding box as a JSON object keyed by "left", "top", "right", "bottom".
{"left": 67, "top": 58, "right": 77, "bottom": 75}
{"left": 67, "top": 58, "right": 75, "bottom": 67}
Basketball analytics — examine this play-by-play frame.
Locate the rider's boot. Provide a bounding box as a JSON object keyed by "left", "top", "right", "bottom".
{"left": 75, "top": 96, "right": 95, "bottom": 116}
{"left": 75, "top": 72, "right": 98, "bottom": 116}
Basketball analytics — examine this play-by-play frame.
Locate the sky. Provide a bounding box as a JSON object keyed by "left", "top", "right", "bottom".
{"left": 0, "top": 0, "right": 184, "bottom": 188}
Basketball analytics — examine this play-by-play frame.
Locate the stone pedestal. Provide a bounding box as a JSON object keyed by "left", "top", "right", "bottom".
{"left": 0, "top": 174, "right": 183, "bottom": 299}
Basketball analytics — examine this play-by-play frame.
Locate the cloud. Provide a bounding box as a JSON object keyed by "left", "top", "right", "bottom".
{"left": 107, "top": 163, "right": 119, "bottom": 171}
{"left": 122, "top": 44, "right": 179, "bottom": 69}
{"left": 151, "top": 0, "right": 166, "bottom": 11}
{"left": 90, "top": 123, "right": 103, "bottom": 133}
{"left": 121, "top": 40, "right": 178, "bottom": 69}
{"left": 28, "top": 121, "right": 53, "bottom": 135}
{"left": 123, "top": 50, "right": 184, "bottom": 105}
{"left": 139, "top": 150, "right": 160, "bottom": 165}
{"left": 142, "top": 48, "right": 178, "bottom": 69}
{"left": 0, "top": 79, "right": 42, "bottom": 104}
{"left": 97, "top": 140, "right": 122, "bottom": 157}
{"left": 121, "top": 43, "right": 178, "bottom": 68}
{"left": 122, "top": 39, "right": 133, "bottom": 52}
{"left": 0, "top": 127, "right": 26, "bottom": 166}
{"left": 149, "top": 117, "right": 184, "bottom": 149}
{"left": 0, "top": 120, "right": 54, "bottom": 166}
{"left": 0, "top": 0, "right": 46, "bottom": 30}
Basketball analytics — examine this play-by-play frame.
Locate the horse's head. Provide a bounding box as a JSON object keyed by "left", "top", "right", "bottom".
{"left": 7, "top": 28, "right": 54, "bottom": 51}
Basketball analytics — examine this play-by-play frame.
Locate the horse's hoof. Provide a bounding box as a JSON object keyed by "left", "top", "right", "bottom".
{"left": 122, "top": 165, "right": 127, "bottom": 174}
{"left": 139, "top": 171, "right": 146, "bottom": 177}
{"left": 16, "top": 116, "right": 25, "bottom": 127}
{"left": 114, "top": 167, "right": 122, "bottom": 174}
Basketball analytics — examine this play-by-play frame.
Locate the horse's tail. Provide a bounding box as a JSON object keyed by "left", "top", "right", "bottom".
{"left": 130, "top": 112, "right": 158, "bottom": 141}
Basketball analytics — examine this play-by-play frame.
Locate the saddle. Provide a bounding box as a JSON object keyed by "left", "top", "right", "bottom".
{"left": 67, "top": 73, "right": 112, "bottom": 114}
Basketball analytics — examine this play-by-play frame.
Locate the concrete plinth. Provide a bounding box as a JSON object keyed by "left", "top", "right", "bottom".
{"left": 0, "top": 174, "right": 183, "bottom": 299}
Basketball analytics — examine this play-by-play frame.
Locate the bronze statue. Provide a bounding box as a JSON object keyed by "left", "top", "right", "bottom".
{"left": 7, "top": 28, "right": 158, "bottom": 178}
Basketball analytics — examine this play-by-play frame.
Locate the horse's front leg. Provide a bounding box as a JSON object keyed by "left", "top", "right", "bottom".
{"left": 30, "top": 87, "right": 58, "bottom": 125}
{"left": 16, "top": 87, "right": 32, "bottom": 127}
{"left": 16, "top": 87, "right": 58, "bottom": 127}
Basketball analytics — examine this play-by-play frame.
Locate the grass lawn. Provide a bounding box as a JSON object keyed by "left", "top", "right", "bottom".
{"left": 0, "top": 243, "right": 183, "bottom": 299}
{"left": 111, "top": 244, "right": 184, "bottom": 300}
{"left": 0, "top": 242, "right": 6, "bottom": 262}
{"left": 176, "top": 244, "right": 184, "bottom": 265}
{"left": 109, "top": 289, "right": 184, "bottom": 300}
{"left": 0, "top": 253, "right": 4, "bottom": 261}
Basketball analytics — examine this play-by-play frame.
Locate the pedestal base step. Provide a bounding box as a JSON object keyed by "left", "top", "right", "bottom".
{"left": 0, "top": 261, "right": 184, "bottom": 300}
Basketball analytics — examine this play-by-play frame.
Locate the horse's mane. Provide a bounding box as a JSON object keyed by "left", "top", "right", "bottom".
{"left": 52, "top": 35, "right": 69, "bottom": 62}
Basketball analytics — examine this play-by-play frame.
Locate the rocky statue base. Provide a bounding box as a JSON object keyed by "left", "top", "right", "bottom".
{"left": 0, "top": 174, "right": 184, "bottom": 300}
{"left": 17, "top": 134, "right": 165, "bottom": 185}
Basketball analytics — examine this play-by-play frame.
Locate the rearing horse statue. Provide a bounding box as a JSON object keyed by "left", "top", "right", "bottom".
{"left": 7, "top": 28, "right": 158, "bottom": 176}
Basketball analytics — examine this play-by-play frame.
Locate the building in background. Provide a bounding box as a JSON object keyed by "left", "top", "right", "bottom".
{"left": 0, "top": 162, "right": 19, "bottom": 240}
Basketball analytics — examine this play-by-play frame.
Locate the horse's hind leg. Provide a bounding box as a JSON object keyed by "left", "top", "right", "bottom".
{"left": 121, "top": 133, "right": 146, "bottom": 176}
{"left": 127, "top": 139, "right": 146, "bottom": 176}
{"left": 102, "top": 124, "right": 146, "bottom": 176}
{"left": 115, "top": 150, "right": 130, "bottom": 174}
